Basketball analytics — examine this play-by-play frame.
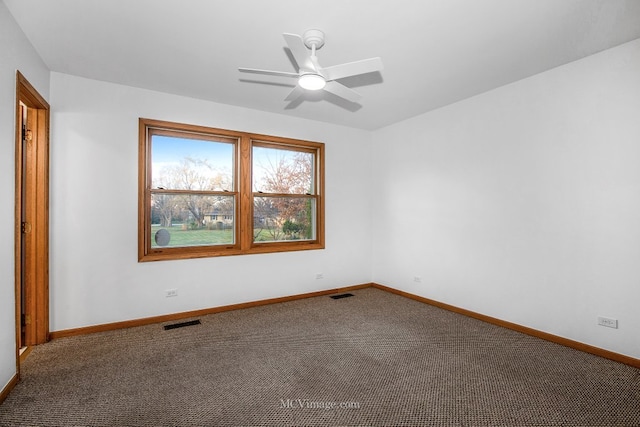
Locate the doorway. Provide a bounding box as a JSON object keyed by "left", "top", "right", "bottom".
{"left": 15, "top": 71, "right": 50, "bottom": 373}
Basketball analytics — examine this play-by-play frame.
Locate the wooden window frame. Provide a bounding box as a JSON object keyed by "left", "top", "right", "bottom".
{"left": 138, "top": 118, "right": 325, "bottom": 262}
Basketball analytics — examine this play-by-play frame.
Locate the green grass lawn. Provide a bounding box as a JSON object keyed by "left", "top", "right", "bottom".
{"left": 151, "top": 225, "right": 310, "bottom": 247}
{"left": 151, "top": 226, "right": 233, "bottom": 247}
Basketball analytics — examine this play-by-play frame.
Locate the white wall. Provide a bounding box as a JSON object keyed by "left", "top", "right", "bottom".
{"left": 49, "top": 72, "right": 373, "bottom": 332}
{"left": 0, "top": 1, "right": 50, "bottom": 394}
{"left": 372, "top": 39, "right": 640, "bottom": 359}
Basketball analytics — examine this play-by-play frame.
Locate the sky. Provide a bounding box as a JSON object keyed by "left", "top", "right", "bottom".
{"left": 152, "top": 135, "right": 313, "bottom": 193}
{"left": 152, "top": 135, "right": 233, "bottom": 171}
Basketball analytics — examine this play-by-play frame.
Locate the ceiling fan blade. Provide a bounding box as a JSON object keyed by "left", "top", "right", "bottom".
{"left": 238, "top": 67, "right": 299, "bottom": 78}
{"left": 283, "top": 33, "right": 316, "bottom": 73}
{"left": 322, "top": 57, "right": 383, "bottom": 81}
{"left": 323, "top": 81, "right": 362, "bottom": 103}
{"left": 284, "top": 85, "right": 304, "bottom": 102}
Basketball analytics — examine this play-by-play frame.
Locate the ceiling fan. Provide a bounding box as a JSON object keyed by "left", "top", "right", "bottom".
{"left": 239, "top": 29, "right": 383, "bottom": 103}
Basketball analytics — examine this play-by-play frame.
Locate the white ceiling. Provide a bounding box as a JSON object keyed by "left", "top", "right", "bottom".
{"left": 5, "top": 0, "right": 640, "bottom": 130}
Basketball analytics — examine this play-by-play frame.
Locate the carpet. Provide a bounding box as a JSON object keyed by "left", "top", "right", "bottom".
{"left": 1, "top": 287, "right": 639, "bottom": 426}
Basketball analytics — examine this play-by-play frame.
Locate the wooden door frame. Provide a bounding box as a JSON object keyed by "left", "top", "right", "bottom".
{"left": 14, "top": 71, "right": 50, "bottom": 375}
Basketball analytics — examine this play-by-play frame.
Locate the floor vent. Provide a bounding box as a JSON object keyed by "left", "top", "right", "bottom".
{"left": 330, "top": 293, "right": 354, "bottom": 300}
{"left": 163, "top": 319, "right": 201, "bottom": 330}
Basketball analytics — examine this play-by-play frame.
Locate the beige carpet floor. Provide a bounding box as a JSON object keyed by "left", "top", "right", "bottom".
{"left": 1, "top": 287, "right": 639, "bottom": 426}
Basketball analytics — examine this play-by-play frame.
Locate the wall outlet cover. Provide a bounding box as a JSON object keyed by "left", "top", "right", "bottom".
{"left": 597, "top": 316, "right": 618, "bottom": 329}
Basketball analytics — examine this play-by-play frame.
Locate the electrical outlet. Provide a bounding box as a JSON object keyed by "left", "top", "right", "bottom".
{"left": 413, "top": 276, "right": 422, "bottom": 283}
{"left": 315, "top": 273, "right": 324, "bottom": 280}
{"left": 597, "top": 316, "right": 618, "bottom": 329}
{"left": 165, "top": 289, "right": 178, "bottom": 298}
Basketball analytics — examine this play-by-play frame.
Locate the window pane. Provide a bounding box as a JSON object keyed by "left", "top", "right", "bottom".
{"left": 253, "top": 146, "right": 314, "bottom": 194}
{"left": 253, "top": 197, "right": 316, "bottom": 242}
{"left": 152, "top": 135, "right": 234, "bottom": 191}
{"left": 151, "top": 194, "right": 234, "bottom": 247}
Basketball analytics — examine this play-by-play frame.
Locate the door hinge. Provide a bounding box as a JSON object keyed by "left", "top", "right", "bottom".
{"left": 24, "top": 314, "right": 31, "bottom": 325}
{"left": 21, "top": 221, "right": 32, "bottom": 234}
{"left": 22, "top": 126, "right": 33, "bottom": 142}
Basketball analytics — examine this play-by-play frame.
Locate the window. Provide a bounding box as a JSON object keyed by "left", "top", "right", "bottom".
{"left": 138, "top": 118, "right": 324, "bottom": 261}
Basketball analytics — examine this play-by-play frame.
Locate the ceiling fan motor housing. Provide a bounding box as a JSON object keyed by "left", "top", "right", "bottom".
{"left": 303, "top": 29, "right": 325, "bottom": 49}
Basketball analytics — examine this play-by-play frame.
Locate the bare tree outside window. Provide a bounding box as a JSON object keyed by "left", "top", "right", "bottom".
{"left": 253, "top": 146, "right": 315, "bottom": 242}
{"left": 149, "top": 135, "right": 235, "bottom": 248}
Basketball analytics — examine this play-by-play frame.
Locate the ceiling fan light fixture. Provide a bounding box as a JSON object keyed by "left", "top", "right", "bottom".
{"left": 298, "top": 73, "right": 326, "bottom": 90}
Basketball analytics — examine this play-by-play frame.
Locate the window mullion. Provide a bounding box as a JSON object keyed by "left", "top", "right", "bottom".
{"left": 150, "top": 189, "right": 236, "bottom": 196}
{"left": 239, "top": 135, "right": 253, "bottom": 251}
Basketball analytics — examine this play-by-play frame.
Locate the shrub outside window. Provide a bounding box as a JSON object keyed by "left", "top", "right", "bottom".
{"left": 138, "top": 119, "right": 324, "bottom": 261}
